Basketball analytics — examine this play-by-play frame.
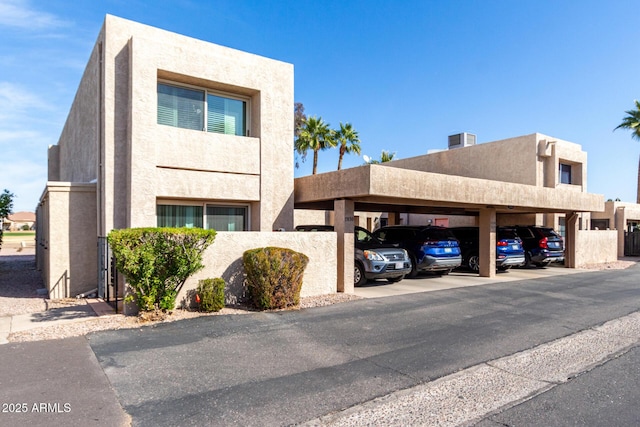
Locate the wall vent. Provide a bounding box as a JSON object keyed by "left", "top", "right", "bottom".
{"left": 448, "top": 133, "right": 476, "bottom": 149}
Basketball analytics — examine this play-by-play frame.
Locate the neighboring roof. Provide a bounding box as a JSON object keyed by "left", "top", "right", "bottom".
{"left": 294, "top": 164, "right": 604, "bottom": 215}
{"left": 6, "top": 211, "right": 36, "bottom": 222}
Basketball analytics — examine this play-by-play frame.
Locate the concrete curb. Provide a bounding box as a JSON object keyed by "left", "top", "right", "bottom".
{"left": 308, "top": 312, "right": 640, "bottom": 426}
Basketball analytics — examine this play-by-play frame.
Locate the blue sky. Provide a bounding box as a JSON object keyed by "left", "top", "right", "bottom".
{"left": 1, "top": 0, "right": 639, "bottom": 212}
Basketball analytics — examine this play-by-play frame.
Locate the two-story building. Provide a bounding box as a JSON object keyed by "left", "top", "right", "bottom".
{"left": 37, "top": 15, "right": 335, "bottom": 305}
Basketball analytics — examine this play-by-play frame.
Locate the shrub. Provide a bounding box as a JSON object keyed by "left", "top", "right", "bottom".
{"left": 242, "top": 247, "right": 309, "bottom": 310}
{"left": 196, "top": 278, "right": 225, "bottom": 312}
{"left": 107, "top": 227, "right": 216, "bottom": 312}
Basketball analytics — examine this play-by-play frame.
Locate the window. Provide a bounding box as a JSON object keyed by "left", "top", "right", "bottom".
{"left": 559, "top": 163, "right": 572, "bottom": 184}
{"left": 206, "top": 206, "right": 247, "bottom": 231}
{"left": 157, "top": 84, "right": 204, "bottom": 131}
{"left": 157, "top": 203, "right": 248, "bottom": 231}
{"left": 157, "top": 82, "right": 248, "bottom": 136}
{"left": 157, "top": 205, "right": 203, "bottom": 228}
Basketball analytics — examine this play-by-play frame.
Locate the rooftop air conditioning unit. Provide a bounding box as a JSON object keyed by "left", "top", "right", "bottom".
{"left": 448, "top": 132, "right": 476, "bottom": 150}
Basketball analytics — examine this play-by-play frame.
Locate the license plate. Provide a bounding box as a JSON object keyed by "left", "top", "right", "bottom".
{"left": 512, "top": 245, "right": 519, "bottom": 250}
{"left": 444, "top": 248, "right": 452, "bottom": 253}
{"left": 395, "top": 262, "right": 404, "bottom": 269}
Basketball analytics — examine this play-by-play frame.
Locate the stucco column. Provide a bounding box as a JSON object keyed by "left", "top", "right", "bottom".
{"left": 479, "top": 207, "right": 496, "bottom": 278}
{"left": 334, "top": 199, "right": 355, "bottom": 293}
{"left": 616, "top": 207, "right": 626, "bottom": 257}
{"left": 565, "top": 211, "right": 579, "bottom": 268}
{"left": 387, "top": 212, "right": 400, "bottom": 225}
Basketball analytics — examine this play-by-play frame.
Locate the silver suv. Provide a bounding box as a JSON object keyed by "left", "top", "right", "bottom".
{"left": 295, "top": 225, "right": 411, "bottom": 286}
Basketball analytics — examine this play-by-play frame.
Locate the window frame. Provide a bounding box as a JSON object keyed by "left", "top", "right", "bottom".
{"left": 559, "top": 163, "right": 572, "bottom": 185}
{"left": 157, "top": 80, "right": 251, "bottom": 136}
{"left": 156, "top": 200, "right": 250, "bottom": 231}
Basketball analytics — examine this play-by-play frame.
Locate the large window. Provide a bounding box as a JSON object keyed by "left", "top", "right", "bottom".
{"left": 157, "top": 203, "right": 248, "bottom": 231}
{"left": 206, "top": 206, "right": 247, "bottom": 231}
{"left": 157, "top": 205, "right": 203, "bottom": 228}
{"left": 157, "top": 82, "right": 248, "bottom": 136}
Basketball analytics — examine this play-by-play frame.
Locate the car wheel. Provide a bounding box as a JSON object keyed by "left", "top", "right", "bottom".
{"left": 468, "top": 253, "right": 480, "bottom": 272}
{"left": 524, "top": 251, "right": 533, "bottom": 268}
{"left": 354, "top": 263, "right": 367, "bottom": 286}
{"left": 387, "top": 275, "right": 404, "bottom": 283}
{"left": 407, "top": 256, "right": 419, "bottom": 278}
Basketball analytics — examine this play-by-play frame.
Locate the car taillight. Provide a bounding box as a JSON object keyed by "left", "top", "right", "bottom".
{"left": 497, "top": 240, "right": 508, "bottom": 247}
{"left": 539, "top": 237, "right": 548, "bottom": 249}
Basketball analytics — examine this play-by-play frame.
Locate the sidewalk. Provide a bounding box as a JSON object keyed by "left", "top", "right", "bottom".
{"left": 0, "top": 299, "right": 116, "bottom": 344}
{"left": 0, "top": 249, "right": 117, "bottom": 344}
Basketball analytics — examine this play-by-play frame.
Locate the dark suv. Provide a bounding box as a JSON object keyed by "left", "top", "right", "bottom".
{"left": 295, "top": 225, "right": 411, "bottom": 286}
{"left": 511, "top": 225, "right": 565, "bottom": 267}
{"left": 372, "top": 225, "right": 462, "bottom": 277}
{"left": 450, "top": 227, "right": 525, "bottom": 272}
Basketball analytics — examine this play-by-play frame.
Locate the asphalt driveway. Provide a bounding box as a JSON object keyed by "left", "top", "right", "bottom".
{"left": 87, "top": 264, "right": 640, "bottom": 426}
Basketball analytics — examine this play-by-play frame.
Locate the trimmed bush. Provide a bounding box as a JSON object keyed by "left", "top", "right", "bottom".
{"left": 242, "top": 247, "right": 309, "bottom": 310}
{"left": 196, "top": 278, "right": 225, "bottom": 312}
{"left": 107, "top": 227, "right": 216, "bottom": 312}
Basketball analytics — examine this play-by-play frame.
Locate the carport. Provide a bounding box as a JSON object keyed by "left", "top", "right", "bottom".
{"left": 294, "top": 164, "right": 604, "bottom": 293}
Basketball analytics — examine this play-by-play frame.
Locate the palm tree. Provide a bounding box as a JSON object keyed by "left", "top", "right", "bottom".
{"left": 615, "top": 100, "right": 640, "bottom": 140}
{"left": 335, "top": 122, "right": 361, "bottom": 170}
{"left": 365, "top": 150, "right": 396, "bottom": 164}
{"left": 295, "top": 116, "right": 336, "bottom": 174}
{"left": 615, "top": 100, "right": 640, "bottom": 202}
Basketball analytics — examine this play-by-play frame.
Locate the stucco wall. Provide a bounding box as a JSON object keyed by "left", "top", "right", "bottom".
{"left": 591, "top": 201, "right": 640, "bottom": 256}
{"left": 55, "top": 44, "right": 100, "bottom": 183}
{"left": 37, "top": 183, "right": 97, "bottom": 299}
{"left": 386, "top": 133, "right": 588, "bottom": 195}
{"left": 174, "top": 231, "right": 337, "bottom": 308}
{"left": 575, "top": 230, "right": 618, "bottom": 267}
{"left": 389, "top": 134, "right": 540, "bottom": 185}
{"left": 95, "top": 15, "right": 294, "bottom": 232}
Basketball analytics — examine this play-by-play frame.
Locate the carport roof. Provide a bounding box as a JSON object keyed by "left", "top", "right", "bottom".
{"left": 294, "top": 164, "right": 604, "bottom": 215}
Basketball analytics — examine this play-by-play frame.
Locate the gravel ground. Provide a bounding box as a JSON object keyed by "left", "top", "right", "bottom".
{"left": 1, "top": 251, "right": 636, "bottom": 343}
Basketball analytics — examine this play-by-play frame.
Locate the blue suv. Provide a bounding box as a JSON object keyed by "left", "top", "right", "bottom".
{"left": 450, "top": 227, "right": 525, "bottom": 272}
{"left": 373, "top": 225, "right": 462, "bottom": 277}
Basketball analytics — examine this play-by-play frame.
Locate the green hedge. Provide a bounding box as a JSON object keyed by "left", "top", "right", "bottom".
{"left": 242, "top": 247, "right": 309, "bottom": 310}
{"left": 196, "top": 278, "right": 225, "bottom": 312}
{"left": 108, "top": 227, "right": 216, "bottom": 312}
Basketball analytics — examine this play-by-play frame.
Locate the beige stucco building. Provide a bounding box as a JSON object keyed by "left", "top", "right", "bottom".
{"left": 294, "top": 133, "right": 615, "bottom": 286}
{"left": 37, "top": 16, "right": 632, "bottom": 309}
{"left": 37, "top": 15, "right": 335, "bottom": 305}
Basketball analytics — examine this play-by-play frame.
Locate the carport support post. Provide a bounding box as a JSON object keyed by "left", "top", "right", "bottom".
{"left": 479, "top": 207, "right": 496, "bottom": 278}
{"left": 335, "top": 199, "right": 355, "bottom": 293}
{"left": 565, "top": 211, "right": 579, "bottom": 268}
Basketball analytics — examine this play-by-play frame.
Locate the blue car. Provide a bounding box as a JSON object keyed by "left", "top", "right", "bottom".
{"left": 373, "top": 226, "right": 462, "bottom": 277}
{"left": 451, "top": 227, "right": 525, "bottom": 272}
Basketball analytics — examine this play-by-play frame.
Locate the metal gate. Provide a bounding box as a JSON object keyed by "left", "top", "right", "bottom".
{"left": 624, "top": 230, "right": 640, "bottom": 256}
{"left": 98, "top": 237, "right": 119, "bottom": 312}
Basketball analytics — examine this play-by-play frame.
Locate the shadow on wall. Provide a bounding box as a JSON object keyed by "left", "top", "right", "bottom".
{"left": 179, "top": 258, "right": 248, "bottom": 310}
{"left": 221, "top": 258, "right": 247, "bottom": 306}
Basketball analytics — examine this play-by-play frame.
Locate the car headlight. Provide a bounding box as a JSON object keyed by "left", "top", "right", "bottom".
{"left": 364, "top": 250, "right": 385, "bottom": 261}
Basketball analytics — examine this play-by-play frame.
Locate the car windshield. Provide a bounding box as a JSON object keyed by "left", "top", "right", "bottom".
{"left": 498, "top": 229, "right": 519, "bottom": 240}
{"left": 375, "top": 228, "right": 416, "bottom": 242}
{"left": 540, "top": 228, "right": 561, "bottom": 239}
{"left": 422, "top": 228, "right": 457, "bottom": 241}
